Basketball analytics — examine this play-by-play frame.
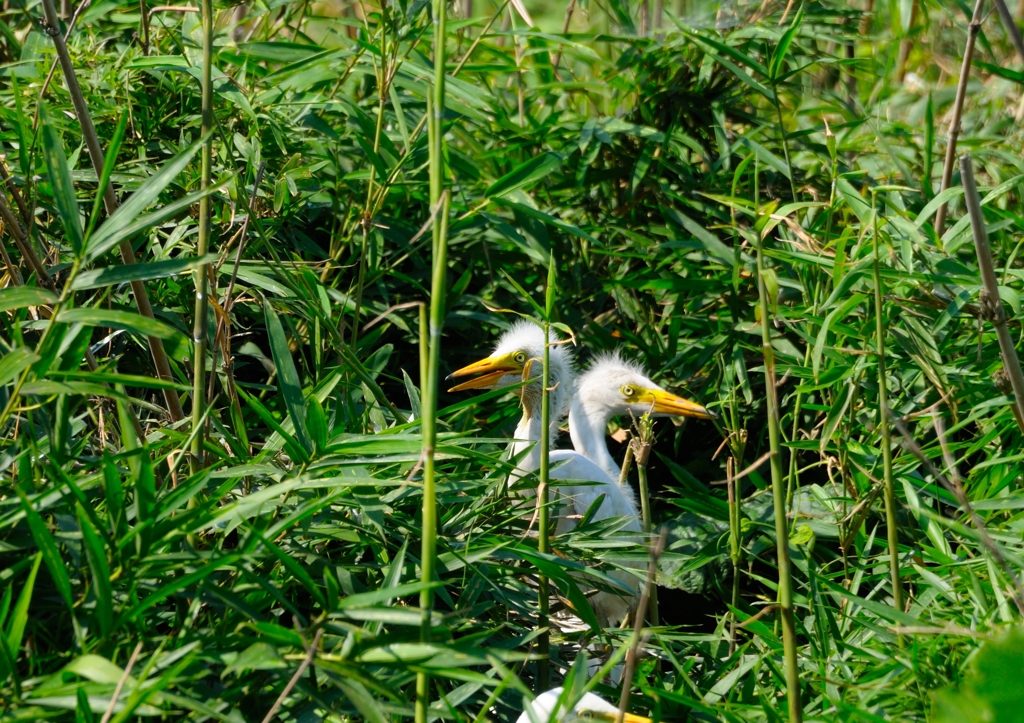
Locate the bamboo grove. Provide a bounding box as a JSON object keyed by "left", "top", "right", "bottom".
{"left": 2, "top": 0, "right": 1024, "bottom": 720}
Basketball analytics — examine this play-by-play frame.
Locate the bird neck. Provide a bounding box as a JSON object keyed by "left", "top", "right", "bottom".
{"left": 511, "top": 412, "right": 541, "bottom": 472}
{"left": 568, "top": 395, "right": 619, "bottom": 482}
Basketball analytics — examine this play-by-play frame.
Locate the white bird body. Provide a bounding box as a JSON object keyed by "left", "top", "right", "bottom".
{"left": 449, "top": 322, "right": 642, "bottom": 625}
{"left": 448, "top": 323, "right": 711, "bottom": 627}
{"left": 516, "top": 687, "right": 650, "bottom": 723}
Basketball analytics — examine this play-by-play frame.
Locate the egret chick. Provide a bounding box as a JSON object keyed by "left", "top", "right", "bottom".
{"left": 516, "top": 687, "right": 651, "bottom": 723}
{"left": 448, "top": 321, "right": 642, "bottom": 624}
{"left": 569, "top": 352, "right": 712, "bottom": 485}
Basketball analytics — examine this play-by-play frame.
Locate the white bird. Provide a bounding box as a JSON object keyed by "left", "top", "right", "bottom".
{"left": 569, "top": 351, "right": 713, "bottom": 485}
{"left": 516, "top": 687, "right": 651, "bottom": 723}
{"left": 447, "top": 321, "right": 644, "bottom": 624}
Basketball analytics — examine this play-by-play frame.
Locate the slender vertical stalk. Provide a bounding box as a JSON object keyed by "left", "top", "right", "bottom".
{"left": 961, "top": 154, "right": 1024, "bottom": 428}
{"left": 756, "top": 232, "right": 802, "bottom": 723}
{"left": 536, "top": 257, "right": 555, "bottom": 693}
{"left": 616, "top": 529, "right": 667, "bottom": 723}
{"left": 419, "top": 302, "right": 427, "bottom": 393}
{"left": 551, "top": 0, "right": 577, "bottom": 77}
{"left": 189, "top": 0, "right": 214, "bottom": 473}
{"left": 415, "top": 2, "right": 448, "bottom": 720}
{"left": 39, "top": 0, "right": 185, "bottom": 423}
{"left": 895, "top": 0, "right": 918, "bottom": 82}
{"left": 934, "top": 0, "right": 984, "bottom": 237}
{"left": 634, "top": 412, "right": 658, "bottom": 626}
{"left": 618, "top": 439, "right": 635, "bottom": 486}
{"left": 771, "top": 92, "right": 798, "bottom": 203}
{"left": 992, "top": 0, "right": 1024, "bottom": 66}
{"left": 727, "top": 457, "right": 741, "bottom": 654}
{"left": 871, "top": 192, "right": 904, "bottom": 615}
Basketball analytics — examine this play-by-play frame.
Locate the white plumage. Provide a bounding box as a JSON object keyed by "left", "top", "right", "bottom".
{"left": 570, "top": 350, "right": 712, "bottom": 484}
{"left": 448, "top": 323, "right": 711, "bottom": 626}
{"left": 448, "top": 322, "right": 643, "bottom": 625}
{"left": 516, "top": 687, "right": 650, "bottom": 723}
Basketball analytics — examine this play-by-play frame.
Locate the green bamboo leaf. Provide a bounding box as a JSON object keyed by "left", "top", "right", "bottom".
{"left": 237, "top": 386, "right": 310, "bottom": 464}
{"left": 305, "top": 395, "right": 327, "bottom": 453}
{"left": 334, "top": 678, "right": 389, "bottom": 723}
{"left": 253, "top": 532, "right": 326, "bottom": 610}
{"left": 812, "top": 293, "right": 867, "bottom": 379}
{"left": 115, "top": 553, "right": 243, "bottom": 626}
{"left": 76, "top": 504, "right": 113, "bottom": 637}
{"left": 0, "top": 286, "right": 58, "bottom": 312}
{"left": 264, "top": 300, "right": 312, "bottom": 454}
{"left": 47, "top": 370, "right": 189, "bottom": 391}
{"left": 17, "top": 491, "right": 74, "bottom": 613}
{"left": 85, "top": 111, "right": 129, "bottom": 244}
{"left": 486, "top": 152, "right": 562, "bottom": 198}
{"left": 76, "top": 687, "right": 95, "bottom": 723}
{"left": 56, "top": 308, "right": 181, "bottom": 340}
{"left": 0, "top": 348, "right": 40, "bottom": 387}
{"left": 819, "top": 382, "right": 854, "bottom": 454}
{"left": 5, "top": 553, "right": 42, "bottom": 659}
{"left": 21, "top": 380, "right": 126, "bottom": 400}
{"left": 84, "top": 137, "right": 208, "bottom": 261}
{"left": 769, "top": 6, "right": 803, "bottom": 81}
{"left": 71, "top": 254, "right": 218, "bottom": 290}
{"left": 40, "top": 105, "right": 84, "bottom": 255}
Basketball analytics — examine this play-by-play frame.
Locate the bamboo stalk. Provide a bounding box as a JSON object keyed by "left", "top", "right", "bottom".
{"left": 39, "top": 0, "right": 185, "bottom": 423}
{"left": 934, "top": 0, "right": 984, "bottom": 238}
{"left": 727, "top": 456, "right": 741, "bottom": 655}
{"left": 756, "top": 231, "right": 802, "bottom": 723}
{"left": 536, "top": 256, "right": 556, "bottom": 693}
{"left": 415, "top": 0, "right": 449, "bottom": 718}
{"left": 615, "top": 528, "right": 667, "bottom": 723}
{"left": 961, "top": 153, "right": 1024, "bottom": 429}
{"left": 633, "top": 412, "right": 658, "bottom": 627}
{"left": 992, "top": 0, "right": 1024, "bottom": 66}
{"left": 0, "top": 192, "right": 52, "bottom": 288}
{"left": 871, "top": 192, "right": 904, "bottom": 615}
{"left": 895, "top": 0, "right": 918, "bottom": 82}
{"left": 0, "top": 156, "right": 32, "bottom": 229}
{"left": 189, "top": 0, "right": 214, "bottom": 472}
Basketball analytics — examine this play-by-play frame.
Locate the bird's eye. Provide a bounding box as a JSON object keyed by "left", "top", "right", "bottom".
{"left": 621, "top": 384, "right": 635, "bottom": 398}
{"left": 514, "top": 352, "right": 526, "bottom": 364}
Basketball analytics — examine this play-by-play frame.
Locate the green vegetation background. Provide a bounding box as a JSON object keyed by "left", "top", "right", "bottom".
{"left": 3, "top": 0, "right": 1024, "bottom": 720}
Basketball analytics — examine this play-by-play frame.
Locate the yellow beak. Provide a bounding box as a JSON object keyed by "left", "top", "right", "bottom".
{"left": 645, "top": 388, "right": 713, "bottom": 419}
{"left": 447, "top": 352, "right": 523, "bottom": 392}
{"left": 582, "top": 711, "right": 652, "bottom": 723}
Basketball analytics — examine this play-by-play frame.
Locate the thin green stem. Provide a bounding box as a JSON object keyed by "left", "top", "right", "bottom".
{"left": 756, "top": 229, "right": 802, "bottom": 723}
{"left": 872, "top": 193, "right": 903, "bottom": 617}
{"left": 189, "top": 0, "right": 214, "bottom": 473}
{"left": 536, "top": 254, "right": 556, "bottom": 692}
{"left": 727, "top": 457, "right": 741, "bottom": 654}
{"left": 415, "top": 2, "right": 448, "bottom": 720}
{"left": 772, "top": 87, "right": 798, "bottom": 202}
{"left": 635, "top": 413, "right": 658, "bottom": 627}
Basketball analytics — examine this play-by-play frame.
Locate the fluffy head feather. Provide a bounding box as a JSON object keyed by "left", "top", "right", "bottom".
{"left": 574, "top": 350, "right": 711, "bottom": 420}
{"left": 488, "top": 320, "right": 575, "bottom": 419}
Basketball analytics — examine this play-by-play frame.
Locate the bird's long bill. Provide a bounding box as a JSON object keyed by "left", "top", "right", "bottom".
{"left": 583, "top": 711, "right": 652, "bottom": 723}
{"left": 446, "top": 353, "right": 521, "bottom": 392}
{"left": 649, "top": 388, "right": 713, "bottom": 419}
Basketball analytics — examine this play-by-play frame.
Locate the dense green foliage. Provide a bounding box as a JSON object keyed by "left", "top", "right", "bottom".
{"left": 4, "top": 0, "right": 1024, "bottom": 719}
